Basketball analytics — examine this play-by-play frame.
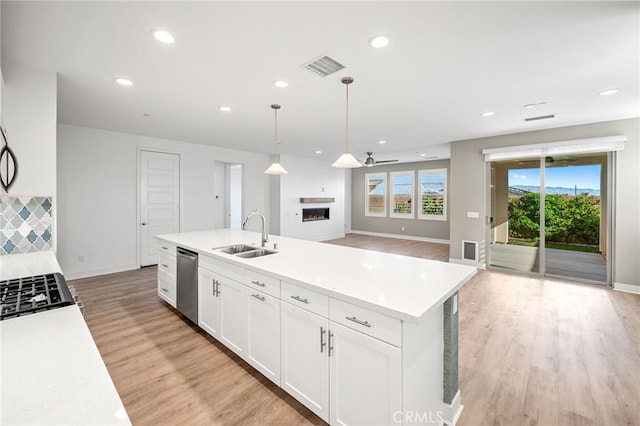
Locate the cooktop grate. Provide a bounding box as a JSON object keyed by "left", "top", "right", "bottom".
{"left": 0, "top": 273, "right": 74, "bottom": 320}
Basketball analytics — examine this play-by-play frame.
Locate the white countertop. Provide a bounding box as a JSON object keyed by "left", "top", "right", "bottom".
{"left": 158, "top": 229, "right": 477, "bottom": 323}
{"left": 0, "top": 251, "right": 131, "bottom": 426}
{"left": 0, "top": 250, "right": 62, "bottom": 280}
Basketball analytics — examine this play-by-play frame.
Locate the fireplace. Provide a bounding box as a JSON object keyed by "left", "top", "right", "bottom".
{"left": 302, "top": 207, "right": 330, "bottom": 222}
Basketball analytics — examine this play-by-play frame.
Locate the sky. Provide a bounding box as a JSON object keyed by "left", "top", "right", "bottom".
{"left": 509, "top": 164, "right": 601, "bottom": 189}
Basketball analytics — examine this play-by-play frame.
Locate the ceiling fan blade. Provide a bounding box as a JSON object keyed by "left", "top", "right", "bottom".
{"left": 375, "top": 159, "right": 398, "bottom": 164}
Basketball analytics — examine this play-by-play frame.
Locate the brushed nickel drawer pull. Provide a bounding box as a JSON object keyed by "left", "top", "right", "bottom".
{"left": 161, "top": 246, "right": 168, "bottom": 250}
{"left": 346, "top": 316, "right": 372, "bottom": 328}
{"left": 320, "top": 326, "right": 326, "bottom": 353}
{"left": 161, "top": 263, "right": 169, "bottom": 268}
{"left": 252, "top": 294, "right": 265, "bottom": 301}
{"left": 328, "top": 331, "right": 334, "bottom": 357}
{"left": 251, "top": 280, "right": 266, "bottom": 287}
{"left": 290, "top": 295, "right": 309, "bottom": 304}
{"left": 161, "top": 287, "right": 169, "bottom": 293}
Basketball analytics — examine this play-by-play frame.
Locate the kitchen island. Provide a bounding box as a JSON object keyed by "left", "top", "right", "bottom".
{"left": 0, "top": 251, "right": 131, "bottom": 426}
{"left": 157, "top": 229, "right": 476, "bottom": 425}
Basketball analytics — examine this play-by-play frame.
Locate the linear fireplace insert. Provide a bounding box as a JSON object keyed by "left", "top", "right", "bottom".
{"left": 302, "top": 207, "right": 330, "bottom": 222}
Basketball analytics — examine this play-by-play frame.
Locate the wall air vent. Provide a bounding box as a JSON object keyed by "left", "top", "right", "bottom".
{"left": 525, "top": 114, "right": 555, "bottom": 122}
{"left": 303, "top": 55, "right": 345, "bottom": 77}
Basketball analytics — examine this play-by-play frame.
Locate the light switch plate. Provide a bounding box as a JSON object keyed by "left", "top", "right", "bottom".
{"left": 467, "top": 211, "right": 480, "bottom": 218}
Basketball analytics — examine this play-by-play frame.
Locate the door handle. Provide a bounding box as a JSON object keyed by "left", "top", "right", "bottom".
{"left": 328, "top": 330, "right": 334, "bottom": 357}
{"left": 320, "top": 326, "right": 326, "bottom": 353}
{"left": 141, "top": 222, "right": 150, "bottom": 226}
{"left": 251, "top": 294, "right": 265, "bottom": 302}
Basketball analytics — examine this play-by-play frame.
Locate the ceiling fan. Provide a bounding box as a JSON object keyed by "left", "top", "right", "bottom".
{"left": 362, "top": 152, "right": 399, "bottom": 167}
{"left": 545, "top": 155, "right": 578, "bottom": 165}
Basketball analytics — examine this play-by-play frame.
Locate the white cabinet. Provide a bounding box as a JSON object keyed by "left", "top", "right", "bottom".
{"left": 247, "top": 290, "right": 281, "bottom": 385}
{"left": 157, "top": 250, "right": 176, "bottom": 308}
{"left": 198, "top": 267, "right": 221, "bottom": 338}
{"left": 329, "top": 322, "right": 402, "bottom": 426}
{"left": 219, "top": 275, "right": 249, "bottom": 356}
{"left": 281, "top": 302, "right": 330, "bottom": 422}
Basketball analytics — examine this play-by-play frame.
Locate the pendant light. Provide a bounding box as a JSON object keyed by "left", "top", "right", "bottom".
{"left": 332, "top": 77, "right": 362, "bottom": 168}
{"left": 264, "top": 104, "right": 288, "bottom": 175}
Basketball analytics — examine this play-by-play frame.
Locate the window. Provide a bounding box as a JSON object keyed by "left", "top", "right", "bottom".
{"left": 365, "top": 173, "right": 386, "bottom": 217}
{"left": 418, "top": 168, "right": 447, "bottom": 221}
{"left": 390, "top": 171, "right": 414, "bottom": 218}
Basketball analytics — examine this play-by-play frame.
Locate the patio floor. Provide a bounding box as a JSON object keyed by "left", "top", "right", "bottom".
{"left": 490, "top": 243, "right": 607, "bottom": 283}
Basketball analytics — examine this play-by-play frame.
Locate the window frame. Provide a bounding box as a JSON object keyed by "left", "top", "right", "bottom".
{"left": 364, "top": 172, "right": 387, "bottom": 217}
{"left": 389, "top": 171, "right": 415, "bottom": 219}
{"left": 418, "top": 168, "right": 447, "bottom": 221}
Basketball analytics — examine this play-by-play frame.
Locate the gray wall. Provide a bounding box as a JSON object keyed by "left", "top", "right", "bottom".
{"left": 351, "top": 160, "right": 450, "bottom": 241}
{"left": 450, "top": 117, "right": 639, "bottom": 288}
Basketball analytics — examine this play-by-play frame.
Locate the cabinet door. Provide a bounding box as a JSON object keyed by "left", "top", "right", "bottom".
{"left": 197, "top": 268, "right": 221, "bottom": 338}
{"left": 281, "top": 302, "right": 330, "bottom": 422}
{"left": 247, "top": 290, "right": 280, "bottom": 385}
{"left": 219, "top": 277, "right": 248, "bottom": 356}
{"left": 329, "top": 322, "right": 402, "bottom": 426}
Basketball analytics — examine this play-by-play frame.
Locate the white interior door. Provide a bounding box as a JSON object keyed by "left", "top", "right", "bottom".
{"left": 140, "top": 150, "right": 180, "bottom": 266}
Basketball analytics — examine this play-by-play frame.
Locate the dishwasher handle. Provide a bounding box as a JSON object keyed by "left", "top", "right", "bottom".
{"left": 177, "top": 247, "right": 198, "bottom": 260}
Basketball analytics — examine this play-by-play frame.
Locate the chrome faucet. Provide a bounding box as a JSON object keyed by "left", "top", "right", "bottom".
{"left": 242, "top": 210, "right": 268, "bottom": 247}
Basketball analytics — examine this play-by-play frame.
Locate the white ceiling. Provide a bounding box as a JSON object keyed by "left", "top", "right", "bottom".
{"left": 2, "top": 1, "right": 638, "bottom": 164}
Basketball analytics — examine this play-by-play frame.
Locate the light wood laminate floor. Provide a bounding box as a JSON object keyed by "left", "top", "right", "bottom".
{"left": 70, "top": 234, "right": 639, "bottom": 426}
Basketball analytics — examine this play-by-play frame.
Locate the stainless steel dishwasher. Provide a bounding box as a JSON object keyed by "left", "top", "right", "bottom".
{"left": 176, "top": 247, "right": 198, "bottom": 324}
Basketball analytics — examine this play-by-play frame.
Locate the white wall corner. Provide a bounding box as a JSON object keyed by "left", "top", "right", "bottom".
{"left": 613, "top": 282, "right": 640, "bottom": 295}
{"left": 442, "top": 390, "right": 464, "bottom": 426}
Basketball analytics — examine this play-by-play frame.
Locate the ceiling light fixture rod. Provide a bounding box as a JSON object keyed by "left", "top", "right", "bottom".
{"left": 332, "top": 76, "right": 361, "bottom": 168}
{"left": 264, "top": 104, "right": 288, "bottom": 175}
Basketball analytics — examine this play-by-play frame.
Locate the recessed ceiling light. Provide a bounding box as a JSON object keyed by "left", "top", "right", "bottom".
{"left": 420, "top": 153, "right": 427, "bottom": 157}
{"left": 219, "top": 106, "right": 231, "bottom": 112}
{"left": 115, "top": 78, "right": 133, "bottom": 86}
{"left": 152, "top": 29, "right": 175, "bottom": 44}
{"left": 369, "top": 35, "right": 391, "bottom": 48}
{"left": 599, "top": 88, "right": 619, "bottom": 96}
{"left": 481, "top": 111, "right": 495, "bottom": 117}
{"left": 524, "top": 104, "right": 536, "bottom": 109}
{"left": 378, "top": 140, "right": 387, "bottom": 144}
{"left": 274, "top": 80, "right": 288, "bottom": 88}
{"left": 315, "top": 150, "right": 322, "bottom": 154}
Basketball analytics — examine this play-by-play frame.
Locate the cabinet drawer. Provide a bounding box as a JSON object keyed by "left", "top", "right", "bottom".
{"left": 329, "top": 299, "right": 401, "bottom": 347}
{"left": 200, "top": 255, "right": 245, "bottom": 283}
{"left": 158, "top": 270, "right": 176, "bottom": 308}
{"left": 282, "top": 281, "right": 328, "bottom": 317}
{"left": 158, "top": 242, "right": 176, "bottom": 257}
{"left": 245, "top": 270, "right": 280, "bottom": 298}
{"left": 158, "top": 252, "right": 176, "bottom": 276}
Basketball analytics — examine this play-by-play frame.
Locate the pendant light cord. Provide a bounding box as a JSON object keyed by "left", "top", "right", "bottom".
{"left": 345, "top": 81, "right": 349, "bottom": 152}
{"left": 274, "top": 107, "right": 279, "bottom": 162}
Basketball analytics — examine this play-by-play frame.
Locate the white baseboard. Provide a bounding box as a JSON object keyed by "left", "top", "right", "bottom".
{"left": 350, "top": 229, "right": 449, "bottom": 245}
{"left": 316, "top": 233, "right": 346, "bottom": 242}
{"left": 64, "top": 263, "right": 139, "bottom": 280}
{"left": 613, "top": 282, "right": 640, "bottom": 295}
{"left": 449, "top": 257, "right": 486, "bottom": 269}
{"left": 443, "top": 390, "right": 464, "bottom": 426}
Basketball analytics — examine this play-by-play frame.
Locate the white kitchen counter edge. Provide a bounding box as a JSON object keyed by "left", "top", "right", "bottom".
{"left": 157, "top": 230, "right": 477, "bottom": 323}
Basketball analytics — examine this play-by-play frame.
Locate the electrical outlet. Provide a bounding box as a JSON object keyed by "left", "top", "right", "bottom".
{"left": 78, "top": 255, "right": 84, "bottom": 263}
{"left": 467, "top": 211, "right": 480, "bottom": 219}
{"left": 401, "top": 226, "right": 405, "bottom": 231}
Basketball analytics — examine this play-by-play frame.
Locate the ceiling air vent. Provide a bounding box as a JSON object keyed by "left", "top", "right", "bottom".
{"left": 525, "top": 114, "right": 555, "bottom": 122}
{"left": 303, "top": 55, "right": 345, "bottom": 77}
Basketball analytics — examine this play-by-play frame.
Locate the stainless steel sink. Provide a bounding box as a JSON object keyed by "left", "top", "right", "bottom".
{"left": 235, "top": 249, "right": 276, "bottom": 258}
{"left": 216, "top": 244, "right": 257, "bottom": 254}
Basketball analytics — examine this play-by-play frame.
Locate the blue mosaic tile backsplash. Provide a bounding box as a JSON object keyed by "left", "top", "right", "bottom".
{"left": 0, "top": 196, "right": 53, "bottom": 255}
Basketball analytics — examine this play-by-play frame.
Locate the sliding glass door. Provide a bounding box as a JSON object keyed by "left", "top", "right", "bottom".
{"left": 489, "top": 153, "right": 608, "bottom": 284}
{"left": 543, "top": 154, "right": 607, "bottom": 283}
{"left": 489, "top": 158, "right": 541, "bottom": 273}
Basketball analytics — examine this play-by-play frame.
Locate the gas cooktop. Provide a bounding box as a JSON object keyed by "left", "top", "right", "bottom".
{"left": 0, "top": 273, "right": 75, "bottom": 320}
